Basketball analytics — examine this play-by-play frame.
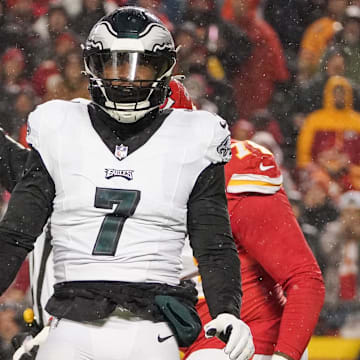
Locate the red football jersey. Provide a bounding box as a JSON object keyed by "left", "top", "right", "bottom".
{"left": 227, "top": 140, "right": 324, "bottom": 359}
{"left": 183, "top": 140, "right": 325, "bottom": 360}
{"left": 225, "top": 140, "right": 283, "bottom": 195}
{"left": 165, "top": 81, "right": 324, "bottom": 359}
{"left": 160, "top": 78, "right": 195, "bottom": 111}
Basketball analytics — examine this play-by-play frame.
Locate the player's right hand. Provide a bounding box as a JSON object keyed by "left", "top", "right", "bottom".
{"left": 204, "top": 313, "right": 254, "bottom": 360}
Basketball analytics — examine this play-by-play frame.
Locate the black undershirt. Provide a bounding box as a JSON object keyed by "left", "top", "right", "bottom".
{"left": 0, "top": 105, "right": 241, "bottom": 318}
{"left": 0, "top": 129, "right": 29, "bottom": 192}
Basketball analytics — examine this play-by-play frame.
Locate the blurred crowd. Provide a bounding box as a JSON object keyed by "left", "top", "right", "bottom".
{"left": 0, "top": 0, "right": 360, "bottom": 358}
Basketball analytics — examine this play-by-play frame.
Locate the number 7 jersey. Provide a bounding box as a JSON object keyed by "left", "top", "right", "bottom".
{"left": 26, "top": 100, "right": 231, "bottom": 286}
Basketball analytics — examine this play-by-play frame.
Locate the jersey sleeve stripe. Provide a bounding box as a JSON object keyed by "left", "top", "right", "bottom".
{"left": 229, "top": 173, "right": 283, "bottom": 185}
{"left": 227, "top": 173, "right": 283, "bottom": 194}
{"left": 227, "top": 183, "right": 282, "bottom": 194}
{"left": 228, "top": 179, "right": 282, "bottom": 187}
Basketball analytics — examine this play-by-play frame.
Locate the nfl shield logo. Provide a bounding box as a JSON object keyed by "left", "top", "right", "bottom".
{"left": 115, "top": 144, "right": 128, "bottom": 161}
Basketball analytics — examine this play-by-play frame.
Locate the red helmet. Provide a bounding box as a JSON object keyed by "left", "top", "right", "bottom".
{"left": 161, "top": 78, "right": 195, "bottom": 110}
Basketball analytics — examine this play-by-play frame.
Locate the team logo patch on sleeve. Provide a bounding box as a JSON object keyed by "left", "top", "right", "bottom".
{"left": 105, "top": 169, "right": 134, "bottom": 180}
{"left": 217, "top": 135, "right": 232, "bottom": 162}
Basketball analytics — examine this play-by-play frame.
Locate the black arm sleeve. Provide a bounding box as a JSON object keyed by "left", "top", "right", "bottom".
{"left": 187, "top": 163, "right": 241, "bottom": 319}
{"left": 0, "top": 129, "right": 29, "bottom": 192}
{"left": 0, "top": 148, "right": 55, "bottom": 294}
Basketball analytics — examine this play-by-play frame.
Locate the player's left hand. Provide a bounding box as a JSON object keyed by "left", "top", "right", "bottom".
{"left": 204, "top": 313, "right": 254, "bottom": 360}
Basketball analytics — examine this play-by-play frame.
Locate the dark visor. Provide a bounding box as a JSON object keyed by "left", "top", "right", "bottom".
{"left": 86, "top": 51, "right": 171, "bottom": 81}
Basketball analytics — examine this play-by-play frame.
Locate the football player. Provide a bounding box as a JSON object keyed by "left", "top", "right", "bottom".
{"left": 150, "top": 71, "right": 325, "bottom": 360}
{"left": 0, "top": 7, "right": 254, "bottom": 360}
{"left": 154, "top": 80, "right": 325, "bottom": 360}
{"left": 5, "top": 78, "right": 196, "bottom": 335}
{"left": 181, "top": 140, "right": 325, "bottom": 360}
{"left": 0, "top": 80, "right": 197, "bottom": 360}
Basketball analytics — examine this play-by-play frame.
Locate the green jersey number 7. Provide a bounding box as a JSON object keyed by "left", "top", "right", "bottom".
{"left": 92, "top": 187, "right": 141, "bottom": 256}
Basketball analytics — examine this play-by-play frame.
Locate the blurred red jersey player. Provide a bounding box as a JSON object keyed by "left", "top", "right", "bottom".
{"left": 166, "top": 78, "right": 325, "bottom": 360}
{"left": 161, "top": 77, "right": 196, "bottom": 110}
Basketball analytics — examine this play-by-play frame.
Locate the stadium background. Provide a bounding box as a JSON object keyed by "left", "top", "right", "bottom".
{"left": 0, "top": 0, "right": 359, "bottom": 359}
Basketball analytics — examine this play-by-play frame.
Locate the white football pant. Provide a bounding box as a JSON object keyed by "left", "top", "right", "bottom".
{"left": 36, "top": 309, "right": 179, "bottom": 360}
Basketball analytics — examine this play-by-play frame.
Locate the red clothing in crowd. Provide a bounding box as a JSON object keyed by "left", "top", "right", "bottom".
{"left": 221, "top": 0, "right": 289, "bottom": 119}
{"left": 6, "top": 0, "right": 49, "bottom": 17}
{"left": 297, "top": 76, "right": 360, "bottom": 168}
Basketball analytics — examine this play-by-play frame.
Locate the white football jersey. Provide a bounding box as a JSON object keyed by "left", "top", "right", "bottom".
{"left": 27, "top": 100, "right": 231, "bottom": 286}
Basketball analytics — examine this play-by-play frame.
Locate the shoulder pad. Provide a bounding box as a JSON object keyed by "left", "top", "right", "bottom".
{"left": 71, "top": 98, "right": 91, "bottom": 105}
{"left": 26, "top": 100, "right": 87, "bottom": 151}
{"left": 226, "top": 140, "right": 283, "bottom": 194}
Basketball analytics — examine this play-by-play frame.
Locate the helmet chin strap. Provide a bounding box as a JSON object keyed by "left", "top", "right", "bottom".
{"left": 100, "top": 105, "right": 157, "bottom": 123}
{"left": 96, "top": 83, "right": 156, "bottom": 123}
